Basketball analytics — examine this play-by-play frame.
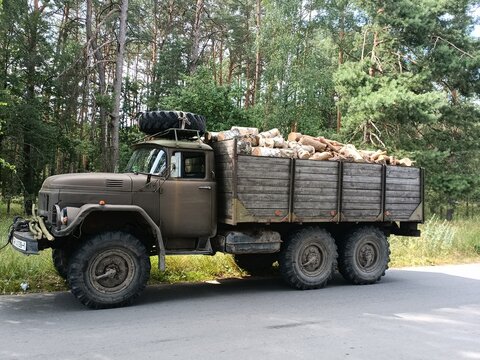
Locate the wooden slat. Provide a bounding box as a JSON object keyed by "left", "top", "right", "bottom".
{"left": 294, "top": 187, "right": 338, "bottom": 195}
{"left": 239, "top": 193, "right": 289, "bottom": 202}
{"left": 238, "top": 155, "right": 290, "bottom": 166}
{"left": 343, "top": 168, "right": 382, "bottom": 177}
{"left": 343, "top": 182, "right": 381, "bottom": 190}
{"left": 385, "top": 197, "right": 421, "bottom": 204}
{"left": 386, "top": 204, "right": 418, "bottom": 211}
{"left": 386, "top": 177, "right": 421, "bottom": 185}
{"left": 342, "top": 210, "right": 380, "bottom": 218}
{"left": 342, "top": 196, "right": 381, "bottom": 203}
{"left": 294, "top": 165, "right": 338, "bottom": 175}
{"left": 386, "top": 166, "right": 420, "bottom": 176}
{"left": 295, "top": 173, "right": 338, "bottom": 181}
{"left": 342, "top": 203, "right": 381, "bottom": 210}
{"left": 295, "top": 160, "right": 339, "bottom": 169}
{"left": 237, "top": 177, "right": 290, "bottom": 187}
{"left": 246, "top": 209, "right": 288, "bottom": 217}
{"left": 294, "top": 181, "right": 338, "bottom": 189}
{"left": 294, "top": 194, "right": 337, "bottom": 202}
{"left": 237, "top": 161, "right": 290, "bottom": 172}
{"left": 343, "top": 175, "right": 381, "bottom": 183}
{"left": 237, "top": 169, "right": 290, "bottom": 180}
{"left": 237, "top": 185, "right": 288, "bottom": 194}
{"left": 294, "top": 209, "right": 334, "bottom": 218}
{"left": 294, "top": 202, "right": 337, "bottom": 210}
{"left": 241, "top": 200, "right": 289, "bottom": 209}
{"left": 343, "top": 163, "right": 382, "bottom": 171}
{"left": 386, "top": 190, "right": 421, "bottom": 198}
{"left": 386, "top": 183, "right": 420, "bottom": 191}
{"left": 343, "top": 189, "right": 381, "bottom": 197}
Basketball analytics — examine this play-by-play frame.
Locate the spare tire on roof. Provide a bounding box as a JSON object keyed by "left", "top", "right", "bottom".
{"left": 138, "top": 110, "right": 206, "bottom": 135}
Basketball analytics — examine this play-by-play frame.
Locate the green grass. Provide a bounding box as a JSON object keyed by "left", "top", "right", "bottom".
{"left": 0, "top": 204, "right": 479, "bottom": 294}
{"left": 390, "top": 215, "right": 480, "bottom": 267}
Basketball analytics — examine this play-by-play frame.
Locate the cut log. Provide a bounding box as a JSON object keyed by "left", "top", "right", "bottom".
{"left": 237, "top": 140, "right": 252, "bottom": 155}
{"left": 217, "top": 128, "right": 240, "bottom": 141}
{"left": 231, "top": 126, "right": 259, "bottom": 136}
{"left": 398, "top": 158, "right": 414, "bottom": 167}
{"left": 257, "top": 128, "right": 280, "bottom": 139}
{"left": 310, "top": 151, "right": 333, "bottom": 161}
{"left": 297, "top": 148, "right": 311, "bottom": 159}
{"left": 318, "top": 137, "right": 343, "bottom": 152}
{"left": 251, "top": 147, "right": 295, "bottom": 158}
{"left": 375, "top": 154, "right": 388, "bottom": 164}
{"left": 299, "top": 135, "right": 327, "bottom": 152}
{"left": 287, "top": 132, "right": 302, "bottom": 142}
{"left": 339, "top": 144, "right": 364, "bottom": 162}
{"left": 370, "top": 150, "right": 387, "bottom": 161}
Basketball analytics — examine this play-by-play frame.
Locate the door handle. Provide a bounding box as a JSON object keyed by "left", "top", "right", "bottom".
{"left": 198, "top": 186, "right": 212, "bottom": 190}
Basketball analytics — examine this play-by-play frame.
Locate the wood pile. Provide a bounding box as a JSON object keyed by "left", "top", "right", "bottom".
{"left": 205, "top": 127, "right": 414, "bottom": 166}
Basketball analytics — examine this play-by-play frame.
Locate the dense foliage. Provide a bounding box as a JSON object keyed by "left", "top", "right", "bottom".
{"left": 0, "top": 0, "right": 478, "bottom": 217}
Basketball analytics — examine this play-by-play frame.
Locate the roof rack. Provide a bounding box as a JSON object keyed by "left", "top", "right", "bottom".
{"left": 143, "top": 128, "right": 202, "bottom": 143}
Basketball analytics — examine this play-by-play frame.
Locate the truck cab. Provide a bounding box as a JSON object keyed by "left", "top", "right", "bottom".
{"left": 126, "top": 131, "right": 217, "bottom": 252}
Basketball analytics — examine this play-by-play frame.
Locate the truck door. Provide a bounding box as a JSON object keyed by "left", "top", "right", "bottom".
{"left": 160, "top": 150, "right": 216, "bottom": 239}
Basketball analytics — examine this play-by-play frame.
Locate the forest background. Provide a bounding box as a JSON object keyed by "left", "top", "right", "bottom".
{"left": 0, "top": 0, "right": 479, "bottom": 219}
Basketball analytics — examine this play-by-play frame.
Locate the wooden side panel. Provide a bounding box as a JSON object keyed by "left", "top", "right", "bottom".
{"left": 385, "top": 166, "right": 422, "bottom": 221}
{"left": 293, "top": 160, "right": 338, "bottom": 221}
{"left": 342, "top": 163, "right": 382, "bottom": 221}
{"left": 235, "top": 155, "right": 291, "bottom": 222}
{"left": 211, "top": 140, "right": 235, "bottom": 224}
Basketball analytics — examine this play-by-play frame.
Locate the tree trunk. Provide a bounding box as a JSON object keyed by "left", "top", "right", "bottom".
{"left": 86, "top": 0, "right": 108, "bottom": 171}
{"left": 253, "top": 0, "right": 262, "bottom": 105}
{"left": 111, "top": 0, "right": 129, "bottom": 172}
{"left": 189, "top": 0, "right": 204, "bottom": 74}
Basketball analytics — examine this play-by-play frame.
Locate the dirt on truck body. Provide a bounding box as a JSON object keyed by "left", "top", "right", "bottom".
{"left": 9, "top": 111, "right": 424, "bottom": 309}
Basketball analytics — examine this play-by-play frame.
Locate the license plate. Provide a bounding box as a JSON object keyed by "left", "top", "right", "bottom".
{"left": 12, "top": 237, "right": 27, "bottom": 251}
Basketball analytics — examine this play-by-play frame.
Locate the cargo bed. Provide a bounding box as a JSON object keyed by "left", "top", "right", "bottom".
{"left": 212, "top": 139, "right": 424, "bottom": 225}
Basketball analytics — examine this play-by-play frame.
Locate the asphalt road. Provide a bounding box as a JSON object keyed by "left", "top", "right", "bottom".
{"left": 1, "top": 263, "right": 479, "bottom": 360}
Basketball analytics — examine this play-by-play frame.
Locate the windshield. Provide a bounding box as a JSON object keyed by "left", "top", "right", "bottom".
{"left": 125, "top": 147, "right": 167, "bottom": 175}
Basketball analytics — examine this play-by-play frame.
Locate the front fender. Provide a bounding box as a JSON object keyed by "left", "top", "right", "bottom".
{"left": 52, "top": 204, "right": 166, "bottom": 270}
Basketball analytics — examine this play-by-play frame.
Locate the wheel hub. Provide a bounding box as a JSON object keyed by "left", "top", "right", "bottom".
{"left": 357, "top": 243, "right": 378, "bottom": 270}
{"left": 300, "top": 245, "right": 324, "bottom": 275}
{"left": 88, "top": 249, "right": 136, "bottom": 294}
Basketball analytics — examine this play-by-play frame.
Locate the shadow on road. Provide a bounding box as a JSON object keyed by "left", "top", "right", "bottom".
{"left": 0, "top": 267, "right": 478, "bottom": 314}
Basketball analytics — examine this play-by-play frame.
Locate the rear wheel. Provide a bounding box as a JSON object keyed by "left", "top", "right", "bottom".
{"left": 67, "top": 232, "right": 151, "bottom": 309}
{"left": 234, "top": 254, "right": 277, "bottom": 275}
{"left": 279, "top": 227, "right": 337, "bottom": 290}
{"left": 338, "top": 227, "right": 390, "bottom": 285}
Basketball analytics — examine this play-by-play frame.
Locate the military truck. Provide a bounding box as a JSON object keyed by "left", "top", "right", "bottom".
{"left": 9, "top": 111, "right": 424, "bottom": 309}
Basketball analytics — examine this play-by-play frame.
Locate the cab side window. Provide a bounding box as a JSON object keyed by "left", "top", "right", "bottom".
{"left": 182, "top": 152, "right": 205, "bottom": 179}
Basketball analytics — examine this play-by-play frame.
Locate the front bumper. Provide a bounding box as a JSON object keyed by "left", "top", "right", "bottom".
{"left": 11, "top": 230, "right": 40, "bottom": 255}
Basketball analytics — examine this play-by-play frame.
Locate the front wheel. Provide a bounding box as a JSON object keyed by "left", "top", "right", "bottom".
{"left": 338, "top": 227, "right": 390, "bottom": 285}
{"left": 279, "top": 227, "right": 337, "bottom": 290}
{"left": 67, "top": 232, "right": 151, "bottom": 309}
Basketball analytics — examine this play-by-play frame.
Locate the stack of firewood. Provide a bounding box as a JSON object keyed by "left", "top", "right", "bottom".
{"left": 205, "top": 127, "right": 413, "bottom": 166}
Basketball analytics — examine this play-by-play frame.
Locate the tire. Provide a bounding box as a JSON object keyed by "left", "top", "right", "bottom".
{"left": 234, "top": 254, "right": 277, "bottom": 276}
{"left": 338, "top": 227, "right": 390, "bottom": 285}
{"left": 52, "top": 248, "right": 71, "bottom": 280}
{"left": 138, "top": 110, "right": 206, "bottom": 135}
{"left": 67, "top": 232, "right": 151, "bottom": 309}
{"left": 279, "top": 227, "right": 337, "bottom": 290}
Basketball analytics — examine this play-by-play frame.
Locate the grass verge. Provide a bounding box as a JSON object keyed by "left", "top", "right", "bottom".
{"left": 0, "top": 209, "right": 479, "bottom": 294}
